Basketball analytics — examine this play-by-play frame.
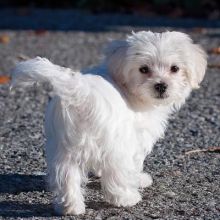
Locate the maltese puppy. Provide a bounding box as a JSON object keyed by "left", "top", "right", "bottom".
{"left": 11, "top": 31, "right": 207, "bottom": 215}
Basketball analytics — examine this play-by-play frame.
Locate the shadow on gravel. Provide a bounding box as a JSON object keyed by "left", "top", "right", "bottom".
{"left": 0, "top": 174, "right": 46, "bottom": 193}
{"left": 0, "top": 174, "right": 113, "bottom": 217}
{"left": 0, "top": 201, "right": 115, "bottom": 217}
{"left": 86, "top": 201, "right": 114, "bottom": 210}
{"left": 0, "top": 201, "right": 54, "bottom": 217}
{"left": 0, "top": 174, "right": 55, "bottom": 217}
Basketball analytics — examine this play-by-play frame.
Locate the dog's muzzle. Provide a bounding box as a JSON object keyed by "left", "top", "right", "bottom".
{"left": 154, "top": 82, "right": 168, "bottom": 99}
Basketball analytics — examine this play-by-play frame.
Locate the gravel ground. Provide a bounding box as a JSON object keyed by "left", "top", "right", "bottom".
{"left": 0, "top": 15, "right": 220, "bottom": 219}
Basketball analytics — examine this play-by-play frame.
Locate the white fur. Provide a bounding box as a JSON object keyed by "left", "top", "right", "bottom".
{"left": 11, "top": 31, "right": 207, "bottom": 215}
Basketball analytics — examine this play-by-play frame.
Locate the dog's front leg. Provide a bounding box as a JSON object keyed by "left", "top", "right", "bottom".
{"left": 133, "top": 153, "right": 153, "bottom": 189}
{"left": 101, "top": 152, "right": 141, "bottom": 207}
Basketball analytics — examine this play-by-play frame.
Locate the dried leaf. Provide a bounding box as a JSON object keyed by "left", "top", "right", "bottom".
{"left": 34, "top": 29, "right": 48, "bottom": 36}
{"left": 0, "top": 35, "right": 10, "bottom": 44}
{"left": 209, "top": 47, "right": 220, "bottom": 54}
{"left": 191, "top": 27, "right": 207, "bottom": 34}
{"left": 0, "top": 75, "right": 11, "bottom": 84}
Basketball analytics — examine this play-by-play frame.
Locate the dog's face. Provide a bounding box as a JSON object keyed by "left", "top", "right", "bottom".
{"left": 105, "top": 31, "right": 207, "bottom": 110}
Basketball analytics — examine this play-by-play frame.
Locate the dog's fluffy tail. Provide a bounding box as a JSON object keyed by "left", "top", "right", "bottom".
{"left": 11, "top": 57, "right": 86, "bottom": 100}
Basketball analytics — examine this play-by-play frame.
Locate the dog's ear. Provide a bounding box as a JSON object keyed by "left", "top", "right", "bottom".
{"left": 186, "top": 43, "right": 207, "bottom": 89}
{"left": 104, "top": 40, "right": 128, "bottom": 82}
{"left": 165, "top": 31, "right": 207, "bottom": 89}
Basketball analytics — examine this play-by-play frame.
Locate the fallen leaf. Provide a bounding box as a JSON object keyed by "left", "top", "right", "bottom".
{"left": 209, "top": 47, "right": 220, "bottom": 54}
{"left": 0, "top": 75, "right": 11, "bottom": 84}
{"left": 185, "top": 146, "right": 220, "bottom": 155}
{"left": 191, "top": 27, "right": 207, "bottom": 34}
{"left": 34, "top": 29, "right": 48, "bottom": 36}
{"left": 0, "top": 35, "right": 10, "bottom": 44}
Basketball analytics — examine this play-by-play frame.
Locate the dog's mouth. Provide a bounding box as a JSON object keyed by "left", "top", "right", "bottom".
{"left": 155, "top": 93, "right": 169, "bottom": 99}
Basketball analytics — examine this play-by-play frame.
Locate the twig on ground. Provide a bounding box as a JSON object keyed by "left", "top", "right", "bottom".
{"left": 208, "top": 64, "right": 220, "bottom": 69}
{"left": 185, "top": 146, "right": 220, "bottom": 155}
{"left": 17, "top": 54, "right": 30, "bottom": 61}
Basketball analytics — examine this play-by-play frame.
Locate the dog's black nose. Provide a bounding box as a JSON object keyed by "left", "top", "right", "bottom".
{"left": 154, "top": 83, "right": 167, "bottom": 94}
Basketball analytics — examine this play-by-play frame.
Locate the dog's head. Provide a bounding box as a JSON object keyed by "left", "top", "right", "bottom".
{"left": 104, "top": 31, "right": 207, "bottom": 110}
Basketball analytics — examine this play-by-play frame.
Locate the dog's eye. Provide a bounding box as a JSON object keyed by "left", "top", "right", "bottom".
{"left": 170, "top": 65, "right": 179, "bottom": 73}
{"left": 139, "top": 66, "right": 150, "bottom": 74}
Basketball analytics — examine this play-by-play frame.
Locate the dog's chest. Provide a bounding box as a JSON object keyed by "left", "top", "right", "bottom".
{"left": 135, "top": 110, "right": 169, "bottom": 151}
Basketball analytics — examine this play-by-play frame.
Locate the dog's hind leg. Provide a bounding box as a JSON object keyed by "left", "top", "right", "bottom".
{"left": 45, "top": 97, "right": 87, "bottom": 215}
{"left": 48, "top": 153, "right": 86, "bottom": 216}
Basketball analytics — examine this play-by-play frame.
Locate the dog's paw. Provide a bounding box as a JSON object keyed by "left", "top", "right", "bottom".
{"left": 54, "top": 201, "right": 85, "bottom": 216}
{"left": 107, "top": 191, "right": 141, "bottom": 207}
{"left": 139, "top": 173, "right": 153, "bottom": 188}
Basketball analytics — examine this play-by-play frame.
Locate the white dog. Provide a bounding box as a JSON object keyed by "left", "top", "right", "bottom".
{"left": 11, "top": 31, "right": 207, "bottom": 215}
